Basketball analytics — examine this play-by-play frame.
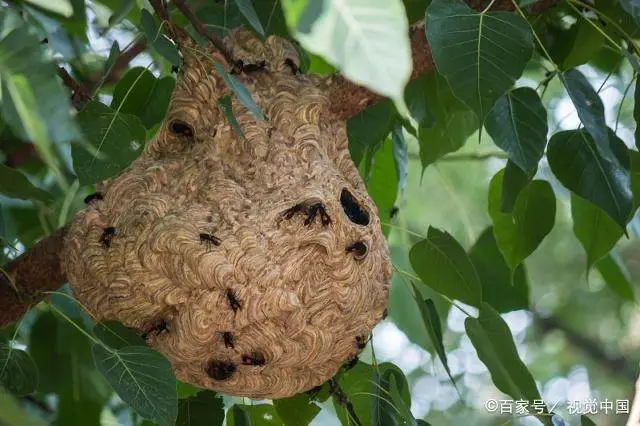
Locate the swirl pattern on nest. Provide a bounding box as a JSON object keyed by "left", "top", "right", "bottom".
{"left": 62, "top": 28, "right": 392, "bottom": 399}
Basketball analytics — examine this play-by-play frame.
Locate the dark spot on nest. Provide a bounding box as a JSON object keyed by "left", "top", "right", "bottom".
{"left": 355, "top": 335, "right": 368, "bottom": 350}
{"left": 221, "top": 331, "right": 234, "bottom": 349}
{"left": 84, "top": 192, "right": 103, "bottom": 204}
{"left": 232, "top": 59, "right": 266, "bottom": 74}
{"left": 99, "top": 226, "right": 116, "bottom": 249}
{"left": 241, "top": 351, "right": 265, "bottom": 366}
{"left": 226, "top": 288, "right": 241, "bottom": 312}
{"left": 340, "top": 189, "right": 369, "bottom": 226}
{"left": 169, "top": 120, "right": 193, "bottom": 137}
{"left": 346, "top": 242, "right": 368, "bottom": 260}
{"left": 206, "top": 360, "right": 236, "bottom": 381}
{"left": 284, "top": 58, "right": 299, "bottom": 74}
{"left": 141, "top": 319, "right": 169, "bottom": 340}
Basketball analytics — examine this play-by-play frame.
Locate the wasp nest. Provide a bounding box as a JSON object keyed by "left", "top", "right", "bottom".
{"left": 62, "top": 28, "right": 391, "bottom": 399}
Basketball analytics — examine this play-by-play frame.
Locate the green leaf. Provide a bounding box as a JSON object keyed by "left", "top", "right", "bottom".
{"left": 29, "top": 312, "right": 112, "bottom": 406}
{"left": 366, "top": 137, "right": 398, "bottom": 231}
{"left": 106, "top": 0, "right": 136, "bottom": 28}
{"left": 485, "top": 88, "right": 548, "bottom": 177}
{"left": 581, "top": 415, "right": 597, "bottom": 426}
{"left": 0, "top": 14, "right": 82, "bottom": 144}
{"left": 72, "top": 101, "right": 146, "bottom": 185}
{"left": 635, "top": 81, "right": 640, "bottom": 150}
{"left": 488, "top": 169, "right": 556, "bottom": 270}
{"left": 227, "top": 404, "right": 283, "bottom": 426}
{"left": 571, "top": 193, "right": 624, "bottom": 272}
{"left": 409, "top": 226, "right": 482, "bottom": 306}
{"left": 176, "top": 390, "right": 225, "bottom": 426}
{"left": 176, "top": 381, "right": 201, "bottom": 399}
{"left": 0, "top": 345, "right": 38, "bottom": 396}
{"left": 332, "top": 362, "right": 375, "bottom": 426}
{"left": 372, "top": 363, "right": 414, "bottom": 425}
{"left": 0, "top": 164, "right": 53, "bottom": 202}
{"left": 547, "top": 129, "right": 632, "bottom": 228}
{"left": 347, "top": 100, "right": 396, "bottom": 167}
{"left": 469, "top": 227, "right": 529, "bottom": 313}
{"left": 93, "top": 321, "right": 145, "bottom": 350}
{"left": 140, "top": 9, "right": 181, "bottom": 66}
{"left": 25, "top": 0, "right": 73, "bottom": 16}
{"left": 411, "top": 285, "right": 455, "bottom": 382}
{"left": 235, "top": 0, "right": 265, "bottom": 36}
{"left": 92, "top": 345, "right": 178, "bottom": 426}
{"left": 466, "top": 304, "right": 547, "bottom": 421}
{"left": 218, "top": 95, "right": 246, "bottom": 141}
{"left": 501, "top": 160, "right": 531, "bottom": 213}
{"left": 556, "top": 20, "right": 605, "bottom": 71}
{"left": 111, "top": 68, "right": 175, "bottom": 129}
{"left": 274, "top": 392, "right": 321, "bottom": 426}
{"left": 425, "top": 0, "right": 533, "bottom": 121}
{"left": 595, "top": 252, "right": 635, "bottom": 301}
{"left": 560, "top": 69, "right": 609, "bottom": 148}
{"left": 214, "top": 62, "right": 266, "bottom": 120}
{"left": 415, "top": 73, "right": 478, "bottom": 169}
{"left": 286, "top": 0, "right": 412, "bottom": 107}
{"left": 630, "top": 150, "right": 640, "bottom": 211}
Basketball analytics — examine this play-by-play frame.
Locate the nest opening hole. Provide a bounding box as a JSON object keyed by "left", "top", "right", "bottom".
{"left": 340, "top": 189, "right": 369, "bottom": 226}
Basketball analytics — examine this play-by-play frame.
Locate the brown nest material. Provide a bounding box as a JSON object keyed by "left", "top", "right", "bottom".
{"left": 62, "top": 28, "right": 392, "bottom": 399}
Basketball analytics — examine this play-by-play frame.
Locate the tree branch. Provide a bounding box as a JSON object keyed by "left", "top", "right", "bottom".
{"left": 0, "top": 227, "right": 67, "bottom": 329}
{"left": 324, "top": 0, "right": 560, "bottom": 121}
{"left": 57, "top": 67, "right": 91, "bottom": 110}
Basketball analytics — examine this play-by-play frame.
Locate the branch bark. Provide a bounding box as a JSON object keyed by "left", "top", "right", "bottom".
{"left": 0, "top": 227, "right": 67, "bottom": 328}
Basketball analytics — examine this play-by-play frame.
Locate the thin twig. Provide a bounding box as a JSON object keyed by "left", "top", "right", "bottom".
{"left": 172, "top": 0, "right": 234, "bottom": 64}
{"left": 56, "top": 67, "right": 91, "bottom": 110}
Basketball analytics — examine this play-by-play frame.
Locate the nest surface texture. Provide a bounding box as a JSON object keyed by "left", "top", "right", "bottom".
{"left": 62, "top": 29, "right": 392, "bottom": 399}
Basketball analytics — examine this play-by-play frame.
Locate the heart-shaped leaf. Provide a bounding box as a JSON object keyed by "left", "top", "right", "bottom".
{"left": 425, "top": 0, "right": 533, "bottom": 120}
{"left": 485, "top": 87, "right": 548, "bottom": 177}
{"left": 501, "top": 160, "right": 532, "bottom": 213}
{"left": 410, "top": 226, "right": 482, "bottom": 306}
{"left": 571, "top": 193, "right": 624, "bottom": 272}
{"left": 92, "top": 345, "right": 178, "bottom": 426}
{"left": 489, "top": 169, "right": 556, "bottom": 270}
{"left": 548, "top": 129, "right": 632, "bottom": 228}
{"left": 0, "top": 344, "right": 38, "bottom": 396}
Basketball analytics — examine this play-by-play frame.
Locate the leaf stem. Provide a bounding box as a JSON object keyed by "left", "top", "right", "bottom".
{"left": 565, "top": 1, "right": 624, "bottom": 53}
{"left": 568, "top": 0, "right": 640, "bottom": 54}
{"left": 615, "top": 75, "right": 636, "bottom": 132}
{"left": 510, "top": 0, "right": 558, "bottom": 71}
{"left": 45, "top": 301, "right": 104, "bottom": 348}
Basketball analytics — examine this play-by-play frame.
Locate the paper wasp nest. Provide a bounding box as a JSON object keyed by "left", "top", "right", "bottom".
{"left": 62, "top": 28, "right": 391, "bottom": 399}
